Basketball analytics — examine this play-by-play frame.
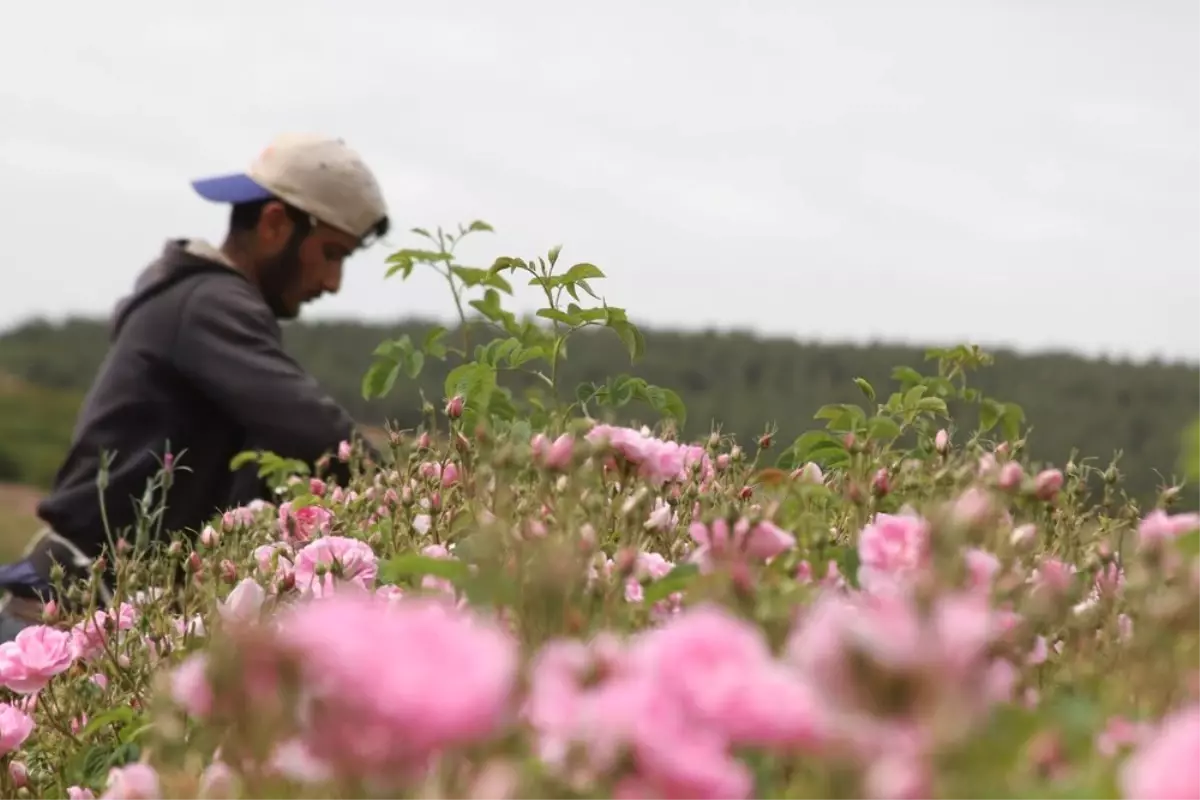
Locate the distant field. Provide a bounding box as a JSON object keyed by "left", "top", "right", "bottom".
{"left": 0, "top": 482, "right": 40, "bottom": 561}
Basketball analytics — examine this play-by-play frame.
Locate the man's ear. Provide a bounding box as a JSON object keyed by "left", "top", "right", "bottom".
{"left": 256, "top": 200, "right": 295, "bottom": 252}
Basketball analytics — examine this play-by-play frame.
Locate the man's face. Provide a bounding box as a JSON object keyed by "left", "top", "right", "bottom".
{"left": 253, "top": 201, "right": 361, "bottom": 319}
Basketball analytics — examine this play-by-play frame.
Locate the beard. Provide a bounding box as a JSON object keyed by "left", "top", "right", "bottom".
{"left": 256, "top": 229, "right": 307, "bottom": 319}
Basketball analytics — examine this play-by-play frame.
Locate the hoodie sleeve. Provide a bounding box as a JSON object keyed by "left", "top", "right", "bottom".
{"left": 172, "top": 277, "right": 363, "bottom": 480}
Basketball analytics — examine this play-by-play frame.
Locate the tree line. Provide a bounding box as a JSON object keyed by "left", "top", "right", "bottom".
{"left": 0, "top": 316, "right": 1195, "bottom": 507}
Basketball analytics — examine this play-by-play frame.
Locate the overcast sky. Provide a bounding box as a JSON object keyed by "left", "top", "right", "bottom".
{"left": 1, "top": 1, "right": 1197, "bottom": 362}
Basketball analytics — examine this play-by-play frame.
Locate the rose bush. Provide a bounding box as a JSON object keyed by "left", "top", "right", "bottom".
{"left": 0, "top": 221, "right": 1196, "bottom": 799}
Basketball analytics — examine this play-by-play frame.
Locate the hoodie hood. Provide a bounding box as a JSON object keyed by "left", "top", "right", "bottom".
{"left": 111, "top": 239, "right": 244, "bottom": 338}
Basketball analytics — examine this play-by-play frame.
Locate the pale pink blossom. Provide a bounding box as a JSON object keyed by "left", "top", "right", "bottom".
{"left": 279, "top": 502, "right": 333, "bottom": 543}
{"left": 292, "top": 536, "right": 378, "bottom": 598}
{"left": 0, "top": 703, "right": 34, "bottom": 755}
{"left": 0, "top": 625, "right": 75, "bottom": 694}
{"left": 964, "top": 548, "right": 1001, "bottom": 592}
{"left": 688, "top": 518, "right": 795, "bottom": 569}
{"left": 857, "top": 511, "right": 931, "bottom": 594}
{"left": 219, "top": 578, "right": 266, "bottom": 625}
{"left": 169, "top": 653, "right": 213, "bottom": 718}
{"left": 67, "top": 788, "right": 96, "bottom": 800}
{"left": 1034, "top": 468, "right": 1064, "bottom": 500}
{"left": 1138, "top": 510, "right": 1200, "bottom": 549}
{"left": 101, "top": 762, "right": 160, "bottom": 799}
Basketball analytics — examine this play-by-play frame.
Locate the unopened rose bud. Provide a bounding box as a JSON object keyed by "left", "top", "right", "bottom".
{"left": 168, "top": 539, "right": 183, "bottom": 557}
{"left": 843, "top": 432, "right": 857, "bottom": 452}
{"left": 309, "top": 478, "right": 327, "bottom": 497}
{"left": 1034, "top": 469, "right": 1064, "bottom": 501}
{"left": 935, "top": 429, "right": 950, "bottom": 455}
{"left": 220, "top": 559, "right": 238, "bottom": 584}
{"left": 115, "top": 538, "right": 130, "bottom": 555}
{"left": 758, "top": 433, "right": 772, "bottom": 450}
{"left": 730, "top": 445, "right": 744, "bottom": 463}
{"left": 615, "top": 548, "right": 638, "bottom": 577}
{"left": 418, "top": 432, "right": 432, "bottom": 450}
{"left": 791, "top": 462, "right": 824, "bottom": 485}
{"left": 430, "top": 492, "right": 442, "bottom": 512}
{"left": 337, "top": 440, "right": 352, "bottom": 462}
{"left": 995, "top": 441, "right": 1011, "bottom": 458}
{"left": 1011, "top": 523, "right": 1038, "bottom": 551}
{"left": 8, "top": 761, "right": 27, "bottom": 789}
{"left": 199, "top": 525, "right": 219, "bottom": 548}
{"left": 163, "top": 452, "right": 175, "bottom": 473}
{"left": 871, "top": 468, "right": 890, "bottom": 497}
{"left": 279, "top": 570, "right": 296, "bottom": 591}
{"left": 187, "top": 552, "right": 202, "bottom": 573}
{"left": 716, "top": 454, "right": 731, "bottom": 470}
{"left": 739, "top": 486, "right": 753, "bottom": 500}
{"left": 42, "top": 600, "right": 58, "bottom": 623}
{"left": 998, "top": 461, "right": 1024, "bottom": 491}
{"left": 445, "top": 395, "right": 465, "bottom": 419}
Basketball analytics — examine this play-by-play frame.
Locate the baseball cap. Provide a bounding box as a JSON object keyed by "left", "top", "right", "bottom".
{"left": 191, "top": 133, "right": 389, "bottom": 243}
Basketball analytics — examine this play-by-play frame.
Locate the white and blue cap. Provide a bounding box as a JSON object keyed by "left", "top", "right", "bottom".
{"left": 191, "top": 133, "right": 389, "bottom": 242}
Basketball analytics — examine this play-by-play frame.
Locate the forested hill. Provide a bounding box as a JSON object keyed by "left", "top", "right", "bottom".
{"left": 0, "top": 316, "right": 1196, "bottom": 505}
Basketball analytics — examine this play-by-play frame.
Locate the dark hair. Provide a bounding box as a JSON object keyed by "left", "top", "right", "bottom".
{"left": 228, "top": 197, "right": 313, "bottom": 237}
{"left": 230, "top": 197, "right": 390, "bottom": 247}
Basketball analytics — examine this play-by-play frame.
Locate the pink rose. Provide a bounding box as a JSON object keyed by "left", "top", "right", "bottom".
{"left": 279, "top": 502, "right": 333, "bottom": 543}
{"left": 1120, "top": 703, "right": 1199, "bottom": 799}
{"left": 0, "top": 702, "right": 34, "bottom": 755}
{"left": 101, "top": 763, "right": 160, "bottom": 799}
{"left": 0, "top": 625, "right": 75, "bottom": 694}
{"left": 293, "top": 536, "right": 378, "bottom": 598}
{"left": 857, "top": 511, "right": 931, "bottom": 594}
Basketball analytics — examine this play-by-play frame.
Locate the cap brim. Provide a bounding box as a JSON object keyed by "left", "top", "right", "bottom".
{"left": 191, "top": 172, "right": 275, "bottom": 204}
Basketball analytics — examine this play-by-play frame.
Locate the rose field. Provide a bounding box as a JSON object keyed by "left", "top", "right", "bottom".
{"left": 0, "top": 222, "right": 1196, "bottom": 799}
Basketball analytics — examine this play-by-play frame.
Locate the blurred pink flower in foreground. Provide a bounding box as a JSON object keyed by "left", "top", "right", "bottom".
{"left": 525, "top": 605, "right": 827, "bottom": 799}
{"left": 271, "top": 593, "right": 518, "bottom": 784}
{"left": 531, "top": 432, "right": 575, "bottom": 470}
{"left": 1119, "top": 702, "right": 1200, "bottom": 799}
{"left": 1137, "top": 510, "right": 1200, "bottom": 549}
{"left": 100, "top": 762, "right": 160, "bottom": 799}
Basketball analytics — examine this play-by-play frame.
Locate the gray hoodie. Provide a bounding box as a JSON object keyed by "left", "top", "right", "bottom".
{"left": 35, "top": 239, "right": 359, "bottom": 559}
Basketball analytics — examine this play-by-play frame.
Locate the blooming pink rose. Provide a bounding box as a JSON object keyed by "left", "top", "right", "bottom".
{"left": 67, "top": 787, "right": 96, "bottom": 800}
{"left": 292, "top": 536, "right": 378, "bottom": 598}
{"left": 856, "top": 511, "right": 931, "bottom": 594}
{"left": 0, "top": 702, "right": 34, "bottom": 755}
{"left": 279, "top": 502, "right": 333, "bottom": 543}
{"left": 0, "top": 625, "right": 75, "bottom": 693}
{"left": 964, "top": 548, "right": 1001, "bottom": 592}
{"left": 101, "top": 762, "right": 160, "bottom": 799}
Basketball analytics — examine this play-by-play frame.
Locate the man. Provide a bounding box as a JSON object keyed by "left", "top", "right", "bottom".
{"left": 0, "top": 134, "right": 390, "bottom": 640}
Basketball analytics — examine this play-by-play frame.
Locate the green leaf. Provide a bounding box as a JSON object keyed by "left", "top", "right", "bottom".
{"left": 77, "top": 706, "right": 137, "bottom": 740}
{"left": 362, "top": 358, "right": 402, "bottom": 400}
{"left": 902, "top": 384, "right": 927, "bottom": 409}
{"left": 563, "top": 262, "right": 606, "bottom": 282}
{"left": 547, "top": 244, "right": 563, "bottom": 267}
{"left": 979, "top": 398, "right": 1004, "bottom": 433}
{"left": 788, "top": 430, "right": 841, "bottom": 463}
{"left": 853, "top": 377, "right": 875, "bottom": 402}
{"left": 866, "top": 415, "right": 903, "bottom": 441}
{"left": 466, "top": 220, "right": 494, "bottom": 233}
{"left": 386, "top": 248, "right": 452, "bottom": 264}
{"left": 536, "top": 308, "right": 579, "bottom": 326}
{"left": 229, "top": 450, "right": 260, "bottom": 471}
{"left": 916, "top": 396, "right": 949, "bottom": 417}
{"left": 891, "top": 366, "right": 924, "bottom": 387}
{"left": 423, "top": 326, "right": 448, "bottom": 359}
{"left": 655, "top": 387, "right": 688, "bottom": 425}
{"left": 1002, "top": 402, "right": 1026, "bottom": 443}
{"left": 606, "top": 318, "right": 645, "bottom": 362}
{"left": 445, "top": 362, "right": 496, "bottom": 404}
{"left": 379, "top": 553, "right": 470, "bottom": 585}
{"left": 403, "top": 350, "right": 425, "bottom": 379}
{"left": 643, "top": 563, "right": 699, "bottom": 606}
